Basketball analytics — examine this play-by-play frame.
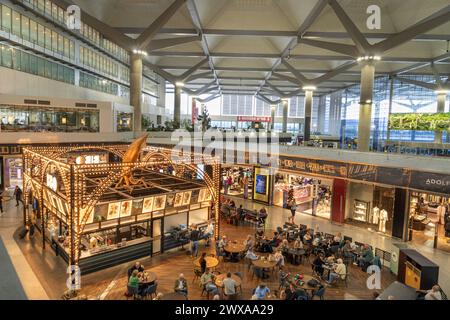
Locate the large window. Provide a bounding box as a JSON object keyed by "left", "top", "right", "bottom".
{"left": 0, "top": 105, "right": 99, "bottom": 132}
{"left": 222, "top": 95, "right": 253, "bottom": 116}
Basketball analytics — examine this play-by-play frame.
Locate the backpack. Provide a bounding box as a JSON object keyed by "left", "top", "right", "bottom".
{"left": 307, "top": 279, "right": 320, "bottom": 288}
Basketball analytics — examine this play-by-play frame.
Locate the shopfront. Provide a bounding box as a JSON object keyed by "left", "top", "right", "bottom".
{"left": 23, "top": 143, "right": 220, "bottom": 274}
{"left": 408, "top": 191, "right": 449, "bottom": 253}
{"left": 345, "top": 182, "right": 396, "bottom": 235}
{"left": 221, "top": 165, "right": 253, "bottom": 199}
{"left": 273, "top": 171, "right": 333, "bottom": 219}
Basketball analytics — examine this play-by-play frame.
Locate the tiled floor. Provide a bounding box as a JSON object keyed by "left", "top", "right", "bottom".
{"left": 0, "top": 191, "right": 448, "bottom": 299}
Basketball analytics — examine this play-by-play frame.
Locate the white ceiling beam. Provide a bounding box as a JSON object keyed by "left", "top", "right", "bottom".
{"left": 266, "top": 82, "right": 287, "bottom": 97}
{"left": 373, "top": 7, "right": 450, "bottom": 53}
{"left": 185, "top": 71, "right": 213, "bottom": 83}
{"left": 298, "top": 38, "right": 359, "bottom": 57}
{"left": 135, "top": 0, "right": 187, "bottom": 49}
{"left": 272, "top": 72, "right": 302, "bottom": 85}
{"left": 177, "top": 58, "right": 209, "bottom": 82}
{"left": 196, "top": 94, "right": 221, "bottom": 103}
{"left": 118, "top": 27, "right": 450, "bottom": 41}
{"left": 281, "top": 59, "right": 308, "bottom": 85}
{"left": 311, "top": 61, "right": 358, "bottom": 85}
{"left": 147, "top": 35, "right": 201, "bottom": 51}
{"left": 327, "top": 0, "right": 370, "bottom": 53}
{"left": 393, "top": 76, "right": 436, "bottom": 91}
{"left": 430, "top": 62, "right": 444, "bottom": 86}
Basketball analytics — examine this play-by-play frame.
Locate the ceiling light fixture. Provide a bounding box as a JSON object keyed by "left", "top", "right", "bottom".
{"left": 175, "top": 82, "right": 185, "bottom": 87}
{"left": 132, "top": 49, "right": 148, "bottom": 56}
{"left": 303, "top": 85, "right": 317, "bottom": 91}
{"left": 435, "top": 89, "right": 449, "bottom": 94}
{"left": 357, "top": 55, "right": 381, "bottom": 62}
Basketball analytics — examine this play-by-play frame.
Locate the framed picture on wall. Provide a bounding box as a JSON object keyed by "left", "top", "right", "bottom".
{"left": 153, "top": 195, "right": 167, "bottom": 211}
{"left": 119, "top": 200, "right": 132, "bottom": 218}
{"left": 198, "top": 189, "right": 206, "bottom": 202}
{"left": 182, "top": 191, "right": 192, "bottom": 206}
{"left": 142, "top": 197, "right": 154, "bottom": 214}
{"left": 174, "top": 192, "right": 184, "bottom": 207}
{"left": 107, "top": 202, "right": 121, "bottom": 220}
{"left": 191, "top": 189, "right": 200, "bottom": 204}
{"left": 80, "top": 207, "right": 94, "bottom": 224}
{"left": 166, "top": 193, "right": 175, "bottom": 208}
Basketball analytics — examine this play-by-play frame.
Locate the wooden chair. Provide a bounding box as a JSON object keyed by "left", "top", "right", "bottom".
{"left": 193, "top": 269, "right": 203, "bottom": 284}
{"left": 143, "top": 283, "right": 157, "bottom": 300}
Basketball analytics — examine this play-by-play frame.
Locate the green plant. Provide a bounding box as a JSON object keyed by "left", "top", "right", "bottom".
{"left": 388, "top": 112, "right": 450, "bottom": 132}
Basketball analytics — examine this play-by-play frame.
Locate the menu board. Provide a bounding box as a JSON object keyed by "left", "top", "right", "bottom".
{"left": 142, "top": 197, "right": 154, "bottom": 214}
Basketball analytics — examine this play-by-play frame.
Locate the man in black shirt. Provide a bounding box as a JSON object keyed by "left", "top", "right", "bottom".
{"left": 190, "top": 224, "right": 200, "bottom": 258}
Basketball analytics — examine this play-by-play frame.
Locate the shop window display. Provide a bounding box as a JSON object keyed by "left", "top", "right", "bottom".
{"left": 273, "top": 172, "right": 332, "bottom": 219}
{"left": 409, "top": 192, "right": 450, "bottom": 252}
{"left": 346, "top": 183, "right": 394, "bottom": 235}
{"left": 221, "top": 166, "right": 253, "bottom": 199}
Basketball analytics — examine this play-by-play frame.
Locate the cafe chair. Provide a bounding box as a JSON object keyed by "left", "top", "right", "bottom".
{"left": 312, "top": 286, "right": 326, "bottom": 300}
{"left": 143, "top": 283, "right": 158, "bottom": 300}
{"left": 126, "top": 285, "right": 139, "bottom": 300}
{"left": 193, "top": 269, "right": 203, "bottom": 284}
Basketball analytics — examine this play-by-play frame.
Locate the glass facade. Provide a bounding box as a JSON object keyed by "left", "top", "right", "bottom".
{"left": 80, "top": 46, "right": 119, "bottom": 78}
{"left": 0, "top": 44, "right": 74, "bottom": 84}
{"left": 116, "top": 112, "right": 133, "bottom": 132}
{"left": 0, "top": 104, "right": 99, "bottom": 132}
{"left": 79, "top": 72, "right": 119, "bottom": 96}
{"left": 0, "top": 4, "right": 74, "bottom": 60}
{"left": 19, "top": 0, "right": 129, "bottom": 63}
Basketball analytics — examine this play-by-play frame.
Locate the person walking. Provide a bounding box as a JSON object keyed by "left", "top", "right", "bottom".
{"left": 189, "top": 224, "right": 200, "bottom": 258}
{"left": 288, "top": 199, "right": 297, "bottom": 224}
{"left": 13, "top": 186, "right": 23, "bottom": 207}
{"left": 0, "top": 191, "right": 4, "bottom": 214}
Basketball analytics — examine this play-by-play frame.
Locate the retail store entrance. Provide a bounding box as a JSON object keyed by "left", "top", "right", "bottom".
{"left": 408, "top": 191, "right": 450, "bottom": 252}
{"left": 221, "top": 165, "right": 253, "bottom": 199}
{"left": 1, "top": 156, "right": 23, "bottom": 189}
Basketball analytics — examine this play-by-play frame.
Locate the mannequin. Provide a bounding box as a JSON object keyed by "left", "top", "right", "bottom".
{"left": 379, "top": 209, "right": 389, "bottom": 233}
{"left": 437, "top": 203, "right": 446, "bottom": 224}
{"left": 372, "top": 206, "right": 380, "bottom": 225}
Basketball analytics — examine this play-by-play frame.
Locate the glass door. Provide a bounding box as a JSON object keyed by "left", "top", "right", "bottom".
{"left": 152, "top": 218, "right": 162, "bottom": 255}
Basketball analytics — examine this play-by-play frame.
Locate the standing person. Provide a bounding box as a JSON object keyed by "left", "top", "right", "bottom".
{"left": 288, "top": 199, "right": 297, "bottom": 224}
{"left": 204, "top": 220, "right": 214, "bottom": 246}
{"left": 0, "top": 191, "right": 4, "bottom": 214}
{"left": 199, "top": 252, "right": 207, "bottom": 274}
{"left": 242, "top": 175, "right": 249, "bottom": 199}
{"left": 189, "top": 224, "right": 200, "bottom": 258}
{"left": 14, "top": 186, "right": 23, "bottom": 207}
{"left": 223, "top": 176, "right": 229, "bottom": 195}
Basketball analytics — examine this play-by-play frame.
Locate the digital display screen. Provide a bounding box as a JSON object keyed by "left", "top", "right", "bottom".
{"left": 255, "top": 174, "right": 267, "bottom": 195}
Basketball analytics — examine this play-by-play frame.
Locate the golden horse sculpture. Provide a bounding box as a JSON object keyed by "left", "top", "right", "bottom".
{"left": 115, "top": 133, "right": 150, "bottom": 189}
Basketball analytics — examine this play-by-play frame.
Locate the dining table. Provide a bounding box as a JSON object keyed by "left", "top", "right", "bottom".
{"left": 194, "top": 256, "right": 219, "bottom": 269}
{"left": 287, "top": 274, "right": 321, "bottom": 293}
{"left": 224, "top": 242, "right": 246, "bottom": 262}
{"left": 214, "top": 274, "right": 243, "bottom": 293}
{"left": 159, "top": 292, "right": 188, "bottom": 300}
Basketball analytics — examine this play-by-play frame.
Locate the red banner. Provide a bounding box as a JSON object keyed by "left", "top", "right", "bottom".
{"left": 237, "top": 116, "right": 271, "bottom": 122}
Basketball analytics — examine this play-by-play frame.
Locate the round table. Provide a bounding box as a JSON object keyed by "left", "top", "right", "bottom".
{"left": 159, "top": 292, "right": 188, "bottom": 300}
{"left": 252, "top": 259, "right": 277, "bottom": 269}
{"left": 224, "top": 243, "right": 246, "bottom": 253}
{"left": 214, "top": 274, "right": 242, "bottom": 288}
{"left": 291, "top": 274, "right": 321, "bottom": 292}
{"left": 224, "top": 243, "right": 246, "bottom": 262}
{"left": 194, "top": 256, "right": 219, "bottom": 269}
{"left": 138, "top": 272, "right": 157, "bottom": 285}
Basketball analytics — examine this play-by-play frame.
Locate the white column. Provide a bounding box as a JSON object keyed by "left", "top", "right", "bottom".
{"left": 282, "top": 100, "right": 288, "bottom": 133}
{"left": 270, "top": 104, "right": 275, "bottom": 131}
{"left": 357, "top": 62, "right": 375, "bottom": 152}
{"left": 434, "top": 92, "right": 447, "bottom": 144}
{"left": 130, "top": 53, "right": 143, "bottom": 133}
{"left": 174, "top": 84, "right": 183, "bottom": 128}
{"left": 304, "top": 89, "right": 314, "bottom": 141}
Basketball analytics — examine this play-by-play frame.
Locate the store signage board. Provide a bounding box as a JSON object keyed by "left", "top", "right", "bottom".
{"left": 276, "top": 155, "right": 449, "bottom": 193}
{"left": 409, "top": 171, "right": 450, "bottom": 194}
{"left": 237, "top": 116, "right": 272, "bottom": 122}
{"left": 278, "top": 156, "right": 347, "bottom": 178}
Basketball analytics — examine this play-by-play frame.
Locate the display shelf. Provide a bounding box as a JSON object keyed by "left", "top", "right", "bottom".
{"left": 352, "top": 199, "right": 370, "bottom": 222}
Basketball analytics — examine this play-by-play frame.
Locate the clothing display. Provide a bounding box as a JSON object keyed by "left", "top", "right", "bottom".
{"left": 379, "top": 209, "right": 389, "bottom": 233}
{"left": 372, "top": 206, "right": 380, "bottom": 225}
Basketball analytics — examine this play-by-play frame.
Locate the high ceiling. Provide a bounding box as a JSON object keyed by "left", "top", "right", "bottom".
{"left": 70, "top": 0, "right": 450, "bottom": 99}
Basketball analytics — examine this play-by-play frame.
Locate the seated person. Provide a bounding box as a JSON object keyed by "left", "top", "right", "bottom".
{"left": 128, "top": 270, "right": 140, "bottom": 290}
{"left": 332, "top": 232, "right": 342, "bottom": 245}
{"left": 357, "top": 244, "right": 374, "bottom": 268}
{"left": 244, "top": 235, "right": 254, "bottom": 251}
{"left": 283, "top": 284, "right": 308, "bottom": 300}
{"left": 325, "top": 255, "right": 336, "bottom": 265}
{"left": 221, "top": 272, "right": 237, "bottom": 297}
{"left": 278, "top": 239, "right": 290, "bottom": 252}
{"left": 273, "top": 250, "right": 285, "bottom": 267}
{"left": 259, "top": 236, "right": 274, "bottom": 253}
{"left": 328, "top": 258, "right": 347, "bottom": 284}
{"left": 174, "top": 273, "right": 188, "bottom": 295}
{"left": 253, "top": 283, "right": 270, "bottom": 300}
{"left": 245, "top": 248, "right": 259, "bottom": 261}
{"left": 303, "top": 232, "right": 312, "bottom": 245}
{"left": 200, "top": 269, "right": 219, "bottom": 296}
{"left": 128, "top": 261, "right": 144, "bottom": 278}
{"left": 293, "top": 238, "right": 303, "bottom": 250}
{"left": 418, "top": 285, "right": 443, "bottom": 300}
{"left": 312, "top": 253, "right": 326, "bottom": 277}
{"left": 218, "top": 235, "right": 228, "bottom": 254}
{"left": 237, "top": 205, "right": 245, "bottom": 220}
{"left": 269, "top": 232, "right": 281, "bottom": 247}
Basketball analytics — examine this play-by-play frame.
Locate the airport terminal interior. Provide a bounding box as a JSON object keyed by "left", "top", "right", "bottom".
{"left": 0, "top": 0, "right": 449, "bottom": 301}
